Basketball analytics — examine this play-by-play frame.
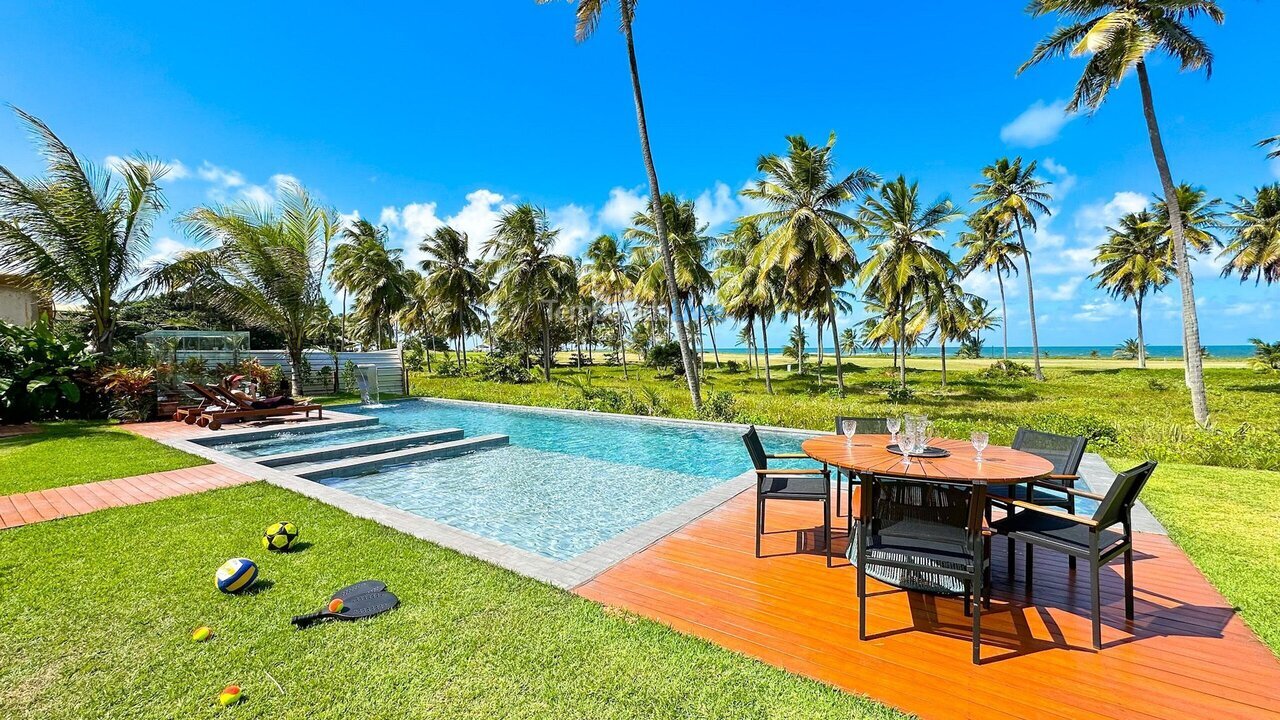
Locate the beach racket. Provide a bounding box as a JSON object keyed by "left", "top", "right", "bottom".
{"left": 291, "top": 590, "right": 399, "bottom": 629}
{"left": 331, "top": 580, "right": 386, "bottom": 601}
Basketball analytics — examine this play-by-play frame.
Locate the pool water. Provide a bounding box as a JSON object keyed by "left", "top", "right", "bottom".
{"left": 218, "top": 399, "right": 813, "bottom": 560}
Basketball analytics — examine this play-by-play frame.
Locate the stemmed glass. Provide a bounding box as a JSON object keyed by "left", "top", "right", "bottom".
{"left": 971, "top": 431, "right": 989, "bottom": 463}
{"left": 842, "top": 419, "right": 857, "bottom": 445}
{"left": 899, "top": 426, "right": 915, "bottom": 467}
{"left": 886, "top": 416, "right": 901, "bottom": 445}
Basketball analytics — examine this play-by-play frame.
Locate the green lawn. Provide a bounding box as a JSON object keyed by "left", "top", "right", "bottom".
{"left": 0, "top": 422, "right": 207, "bottom": 495}
{"left": 411, "top": 357, "right": 1280, "bottom": 470}
{"left": 0, "top": 482, "right": 902, "bottom": 720}
{"left": 1116, "top": 459, "right": 1280, "bottom": 653}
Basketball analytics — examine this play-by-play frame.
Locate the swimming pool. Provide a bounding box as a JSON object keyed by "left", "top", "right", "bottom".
{"left": 215, "top": 399, "right": 814, "bottom": 561}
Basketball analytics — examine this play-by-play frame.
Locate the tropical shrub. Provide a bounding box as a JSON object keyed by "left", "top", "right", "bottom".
{"left": 1248, "top": 339, "right": 1280, "bottom": 372}
{"left": 0, "top": 318, "right": 96, "bottom": 422}
{"left": 978, "top": 360, "right": 1034, "bottom": 379}
{"left": 723, "top": 360, "right": 742, "bottom": 374}
{"left": 1031, "top": 412, "right": 1120, "bottom": 448}
{"left": 474, "top": 354, "right": 532, "bottom": 384}
{"left": 434, "top": 356, "right": 463, "bottom": 378}
{"left": 238, "top": 358, "right": 281, "bottom": 388}
{"left": 885, "top": 384, "right": 915, "bottom": 403}
{"left": 177, "top": 356, "right": 209, "bottom": 383}
{"left": 342, "top": 360, "right": 361, "bottom": 391}
{"left": 403, "top": 347, "right": 425, "bottom": 372}
{"left": 627, "top": 385, "right": 667, "bottom": 417}
{"left": 647, "top": 340, "right": 684, "bottom": 374}
{"left": 560, "top": 377, "right": 626, "bottom": 413}
{"left": 698, "top": 391, "right": 740, "bottom": 423}
{"left": 99, "top": 366, "right": 156, "bottom": 422}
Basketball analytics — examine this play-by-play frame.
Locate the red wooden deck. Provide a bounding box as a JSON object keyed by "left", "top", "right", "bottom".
{"left": 577, "top": 489, "right": 1280, "bottom": 720}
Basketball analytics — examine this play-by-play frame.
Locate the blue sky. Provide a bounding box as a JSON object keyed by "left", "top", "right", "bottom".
{"left": 1, "top": 1, "right": 1277, "bottom": 347}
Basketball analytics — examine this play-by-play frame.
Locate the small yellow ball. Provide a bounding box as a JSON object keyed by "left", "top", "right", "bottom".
{"left": 218, "top": 685, "right": 242, "bottom": 706}
{"left": 191, "top": 626, "right": 212, "bottom": 643}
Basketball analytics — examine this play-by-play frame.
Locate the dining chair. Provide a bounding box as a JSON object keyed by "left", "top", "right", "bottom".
{"left": 990, "top": 460, "right": 1157, "bottom": 650}
{"left": 853, "top": 473, "right": 991, "bottom": 664}
{"left": 831, "top": 417, "right": 890, "bottom": 517}
{"left": 742, "top": 425, "right": 834, "bottom": 566}
{"left": 987, "top": 428, "right": 1088, "bottom": 569}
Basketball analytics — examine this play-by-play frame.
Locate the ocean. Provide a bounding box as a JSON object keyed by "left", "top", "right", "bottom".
{"left": 711, "top": 345, "right": 1257, "bottom": 360}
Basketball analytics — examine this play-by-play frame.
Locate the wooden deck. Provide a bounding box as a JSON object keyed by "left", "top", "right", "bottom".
{"left": 577, "top": 489, "right": 1280, "bottom": 720}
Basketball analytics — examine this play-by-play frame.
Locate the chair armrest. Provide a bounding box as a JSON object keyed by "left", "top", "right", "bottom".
{"left": 766, "top": 452, "right": 809, "bottom": 459}
{"left": 755, "top": 468, "right": 826, "bottom": 476}
{"left": 1052, "top": 485, "right": 1104, "bottom": 501}
{"left": 1009, "top": 500, "right": 1098, "bottom": 527}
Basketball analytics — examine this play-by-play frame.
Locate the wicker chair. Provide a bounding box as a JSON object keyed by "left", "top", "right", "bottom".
{"left": 853, "top": 473, "right": 991, "bottom": 664}
{"left": 991, "top": 460, "right": 1157, "bottom": 650}
{"left": 742, "top": 425, "right": 834, "bottom": 566}
{"left": 831, "top": 417, "right": 890, "bottom": 517}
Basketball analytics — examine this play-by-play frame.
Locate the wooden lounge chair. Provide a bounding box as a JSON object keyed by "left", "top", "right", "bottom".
{"left": 195, "top": 385, "right": 323, "bottom": 430}
{"left": 174, "top": 382, "right": 234, "bottom": 423}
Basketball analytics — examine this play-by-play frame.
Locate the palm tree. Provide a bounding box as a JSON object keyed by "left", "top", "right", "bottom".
{"left": 0, "top": 108, "right": 169, "bottom": 355}
{"left": 541, "top": 0, "right": 701, "bottom": 411}
{"left": 1219, "top": 184, "right": 1280, "bottom": 286}
{"left": 839, "top": 327, "right": 859, "bottom": 356}
{"left": 957, "top": 210, "right": 1022, "bottom": 360}
{"left": 965, "top": 296, "right": 1000, "bottom": 348}
{"left": 1258, "top": 135, "right": 1280, "bottom": 160}
{"left": 701, "top": 303, "right": 725, "bottom": 368}
{"left": 1151, "top": 183, "right": 1224, "bottom": 254}
{"left": 1019, "top": 0, "right": 1224, "bottom": 425}
{"left": 332, "top": 219, "right": 412, "bottom": 350}
{"left": 398, "top": 269, "right": 444, "bottom": 374}
{"left": 859, "top": 176, "right": 962, "bottom": 388}
{"left": 1090, "top": 210, "right": 1172, "bottom": 369}
{"left": 581, "top": 234, "right": 635, "bottom": 379}
{"left": 972, "top": 158, "right": 1052, "bottom": 380}
{"left": 142, "top": 180, "right": 338, "bottom": 394}
{"left": 926, "top": 276, "right": 974, "bottom": 389}
{"left": 420, "top": 226, "right": 487, "bottom": 369}
{"left": 1113, "top": 338, "right": 1145, "bottom": 361}
{"left": 484, "top": 204, "right": 577, "bottom": 381}
{"left": 741, "top": 133, "right": 878, "bottom": 395}
{"left": 716, "top": 217, "right": 780, "bottom": 393}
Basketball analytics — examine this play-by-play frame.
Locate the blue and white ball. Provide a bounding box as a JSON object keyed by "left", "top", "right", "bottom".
{"left": 215, "top": 557, "right": 258, "bottom": 594}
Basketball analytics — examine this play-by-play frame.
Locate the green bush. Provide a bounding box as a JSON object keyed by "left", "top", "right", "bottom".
{"left": 978, "top": 360, "right": 1034, "bottom": 379}
{"left": 474, "top": 354, "right": 532, "bottom": 384}
{"left": 0, "top": 318, "right": 97, "bottom": 422}
{"left": 885, "top": 384, "right": 915, "bottom": 403}
{"left": 698, "top": 391, "right": 740, "bottom": 423}
{"left": 1031, "top": 412, "right": 1120, "bottom": 447}
{"left": 647, "top": 340, "right": 684, "bottom": 375}
{"left": 723, "top": 360, "right": 742, "bottom": 374}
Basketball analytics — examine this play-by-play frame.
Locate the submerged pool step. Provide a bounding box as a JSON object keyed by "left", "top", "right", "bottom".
{"left": 253, "top": 428, "right": 465, "bottom": 468}
{"left": 296, "top": 434, "right": 510, "bottom": 481}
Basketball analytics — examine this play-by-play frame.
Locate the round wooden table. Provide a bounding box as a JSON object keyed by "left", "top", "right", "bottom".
{"left": 802, "top": 434, "right": 1055, "bottom": 593}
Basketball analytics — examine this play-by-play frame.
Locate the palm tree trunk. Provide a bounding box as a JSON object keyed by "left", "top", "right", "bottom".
{"left": 760, "top": 318, "right": 774, "bottom": 394}
{"left": 622, "top": 19, "right": 700, "bottom": 411}
{"left": 940, "top": 339, "right": 947, "bottom": 389}
{"left": 795, "top": 314, "right": 804, "bottom": 374}
{"left": 830, "top": 301, "right": 845, "bottom": 396}
{"left": 705, "top": 311, "right": 721, "bottom": 368}
{"left": 899, "top": 309, "right": 908, "bottom": 388}
{"left": 1136, "top": 294, "right": 1147, "bottom": 370}
{"left": 997, "top": 273, "right": 1009, "bottom": 361}
{"left": 341, "top": 289, "right": 347, "bottom": 352}
{"left": 751, "top": 323, "right": 760, "bottom": 378}
{"left": 1137, "top": 61, "right": 1208, "bottom": 425}
{"left": 541, "top": 309, "right": 552, "bottom": 382}
{"left": 1012, "top": 216, "right": 1044, "bottom": 381}
{"left": 616, "top": 299, "right": 629, "bottom": 380}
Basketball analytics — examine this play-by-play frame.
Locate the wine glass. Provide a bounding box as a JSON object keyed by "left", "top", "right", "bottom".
{"left": 899, "top": 427, "right": 915, "bottom": 467}
{"left": 886, "top": 416, "right": 901, "bottom": 445}
{"left": 971, "top": 431, "right": 989, "bottom": 463}
{"left": 842, "top": 419, "right": 857, "bottom": 444}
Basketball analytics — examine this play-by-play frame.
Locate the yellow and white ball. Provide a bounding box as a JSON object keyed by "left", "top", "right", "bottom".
{"left": 261, "top": 521, "right": 299, "bottom": 552}
{"left": 215, "top": 558, "right": 258, "bottom": 594}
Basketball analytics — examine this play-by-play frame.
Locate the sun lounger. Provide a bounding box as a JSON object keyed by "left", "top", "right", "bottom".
{"left": 194, "top": 384, "right": 323, "bottom": 430}
{"left": 174, "top": 382, "right": 235, "bottom": 423}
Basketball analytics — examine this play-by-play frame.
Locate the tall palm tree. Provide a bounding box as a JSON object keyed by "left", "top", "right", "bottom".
{"left": 716, "top": 217, "right": 781, "bottom": 393}
{"left": 0, "top": 108, "right": 169, "bottom": 355}
{"left": 701, "top": 303, "right": 725, "bottom": 368}
{"left": 926, "top": 275, "right": 974, "bottom": 389}
{"left": 972, "top": 158, "right": 1052, "bottom": 380}
{"left": 1258, "top": 135, "right": 1280, "bottom": 160}
{"left": 398, "top": 269, "right": 444, "bottom": 374}
{"left": 332, "top": 219, "right": 412, "bottom": 350}
{"left": 859, "top": 176, "right": 962, "bottom": 388}
{"left": 741, "top": 133, "right": 878, "bottom": 395}
{"left": 1090, "top": 210, "right": 1172, "bottom": 369}
{"left": 581, "top": 234, "right": 635, "bottom": 379}
{"left": 965, "top": 296, "right": 1000, "bottom": 348}
{"left": 957, "top": 210, "right": 1022, "bottom": 360}
{"left": 1151, "top": 183, "right": 1224, "bottom": 254}
{"left": 1019, "top": 0, "right": 1224, "bottom": 425}
{"left": 541, "top": 0, "right": 700, "bottom": 410}
{"left": 1219, "top": 184, "right": 1280, "bottom": 286}
{"left": 484, "top": 204, "right": 577, "bottom": 381}
{"left": 141, "top": 180, "right": 338, "bottom": 394}
{"left": 420, "top": 226, "right": 487, "bottom": 369}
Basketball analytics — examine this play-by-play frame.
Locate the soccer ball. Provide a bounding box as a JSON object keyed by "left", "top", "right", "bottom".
{"left": 215, "top": 558, "right": 258, "bottom": 594}
{"left": 262, "top": 521, "right": 299, "bottom": 552}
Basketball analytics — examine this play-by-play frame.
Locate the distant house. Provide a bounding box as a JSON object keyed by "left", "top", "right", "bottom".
{"left": 0, "top": 275, "right": 51, "bottom": 326}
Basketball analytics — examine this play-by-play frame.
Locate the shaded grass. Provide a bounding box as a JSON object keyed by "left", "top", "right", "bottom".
{"left": 1113, "top": 458, "right": 1280, "bottom": 655}
{"left": 0, "top": 482, "right": 903, "bottom": 720}
{"left": 411, "top": 357, "right": 1280, "bottom": 470}
{"left": 0, "top": 422, "right": 207, "bottom": 495}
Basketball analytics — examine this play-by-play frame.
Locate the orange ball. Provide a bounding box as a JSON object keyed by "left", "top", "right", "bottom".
{"left": 218, "top": 685, "right": 242, "bottom": 706}
{"left": 328, "top": 598, "right": 344, "bottom": 613}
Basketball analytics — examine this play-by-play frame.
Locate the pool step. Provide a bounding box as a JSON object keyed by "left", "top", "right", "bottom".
{"left": 296, "top": 434, "right": 510, "bottom": 481}
{"left": 253, "top": 428, "right": 465, "bottom": 468}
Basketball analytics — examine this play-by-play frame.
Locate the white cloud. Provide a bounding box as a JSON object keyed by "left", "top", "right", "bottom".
{"left": 1037, "top": 191, "right": 1148, "bottom": 277}
{"left": 1073, "top": 300, "right": 1125, "bottom": 323}
{"left": 1044, "top": 276, "right": 1083, "bottom": 301}
{"left": 382, "top": 189, "right": 511, "bottom": 266}
{"left": 197, "top": 161, "right": 245, "bottom": 188}
{"left": 1001, "top": 99, "right": 1076, "bottom": 147}
{"left": 694, "top": 182, "right": 741, "bottom": 230}
{"left": 337, "top": 209, "right": 361, "bottom": 231}
{"left": 548, "top": 204, "right": 595, "bottom": 257}
{"left": 1041, "top": 157, "right": 1077, "bottom": 199}
{"left": 240, "top": 184, "right": 275, "bottom": 207}
{"left": 1223, "top": 301, "right": 1273, "bottom": 319}
{"left": 103, "top": 156, "right": 188, "bottom": 180}
{"left": 600, "top": 186, "right": 649, "bottom": 229}
{"left": 143, "top": 236, "right": 193, "bottom": 267}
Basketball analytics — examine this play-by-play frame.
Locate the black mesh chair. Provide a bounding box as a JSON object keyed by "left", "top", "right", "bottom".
{"left": 742, "top": 425, "right": 834, "bottom": 566}
{"left": 988, "top": 428, "right": 1088, "bottom": 569}
{"left": 831, "top": 417, "right": 890, "bottom": 517}
{"left": 991, "top": 460, "right": 1157, "bottom": 650}
{"left": 854, "top": 474, "right": 991, "bottom": 664}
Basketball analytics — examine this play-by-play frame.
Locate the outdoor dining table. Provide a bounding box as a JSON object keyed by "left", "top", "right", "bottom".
{"left": 801, "top": 433, "right": 1055, "bottom": 593}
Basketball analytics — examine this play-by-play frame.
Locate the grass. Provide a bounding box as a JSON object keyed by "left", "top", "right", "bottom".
{"left": 411, "top": 355, "right": 1280, "bottom": 470}
{"left": 0, "top": 482, "right": 903, "bottom": 720}
{"left": 1114, "top": 458, "right": 1280, "bottom": 654}
{"left": 0, "top": 421, "right": 207, "bottom": 495}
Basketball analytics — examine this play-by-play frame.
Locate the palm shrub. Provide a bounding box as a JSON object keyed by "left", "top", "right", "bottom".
{"left": 98, "top": 366, "right": 156, "bottom": 422}
{"left": 1248, "top": 339, "right": 1280, "bottom": 373}
{"left": 0, "top": 317, "right": 96, "bottom": 422}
